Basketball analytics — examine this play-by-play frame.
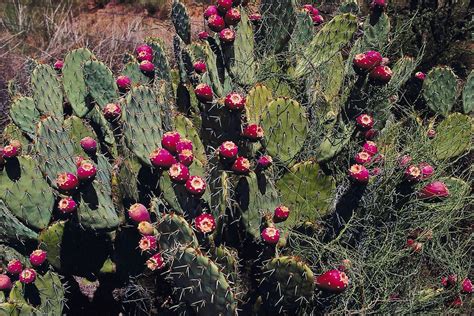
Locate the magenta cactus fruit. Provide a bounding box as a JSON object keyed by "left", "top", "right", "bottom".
{"left": 7, "top": 259, "right": 22, "bottom": 275}
{"left": 177, "top": 149, "right": 194, "bottom": 166}
{"left": 103, "top": 103, "right": 122, "bottom": 121}
{"left": 362, "top": 141, "right": 378, "bottom": 156}
{"left": 406, "top": 238, "right": 422, "bottom": 253}
{"left": 77, "top": 160, "right": 97, "bottom": 181}
{"left": 116, "top": 75, "right": 132, "bottom": 90}
{"left": 0, "top": 274, "right": 12, "bottom": 290}
{"left": 257, "top": 155, "right": 273, "bottom": 170}
{"left": 249, "top": 13, "right": 262, "bottom": 22}
{"left": 146, "top": 253, "right": 165, "bottom": 271}
{"left": 29, "top": 250, "right": 47, "bottom": 266}
{"left": 356, "top": 114, "right": 374, "bottom": 129}
{"left": 139, "top": 60, "right": 155, "bottom": 73}
{"left": 225, "top": 8, "right": 241, "bottom": 26}
{"left": 218, "top": 141, "right": 238, "bottom": 160}
{"left": 315, "top": 269, "right": 349, "bottom": 293}
{"left": 371, "top": 0, "right": 387, "bottom": 9}
{"left": 194, "top": 213, "right": 216, "bottom": 233}
{"left": 128, "top": 203, "right": 151, "bottom": 223}
{"left": 427, "top": 129, "right": 436, "bottom": 138}
{"left": 242, "top": 124, "right": 264, "bottom": 141}
{"left": 461, "top": 278, "right": 472, "bottom": 294}
{"left": 138, "top": 221, "right": 155, "bottom": 236}
{"left": 404, "top": 165, "right": 422, "bottom": 182}
{"left": 419, "top": 163, "right": 434, "bottom": 179}
{"left": 80, "top": 136, "right": 97, "bottom": 154}
{"left": 149, "top": 148, "right": 176, "bottom": 169}
{"left": 419, "top": 181, "right": 449, "bottom": 199}
{"left": 53, "top": 60, "right": 64, "bottom": 71}
{"left": 19, "top": 268, "right": 37, "bottom": 284}
{"left": 193, "top": 60, "right": 207, "bottom": 74}
{"left": 204, "top": 5, "right": 219, "bottom": 19}
{"left": 349, "top": 164, "right": 370, "bottom": 183}
{"left": 232, "top": 157, "right": 251, "bottom": 175}
{"left": 273, "top": 205, "right": 290, "bottom": 222}
{"left": 219, "top": 28, "right": 236, "bottom": 43}
{"left": 176, "top": 139, "right": 193, "bottom": 152}
{"left": 58, "top": 197, "right": 77, "bottom": 214}
{"left": 302, "top": 4, "right": 314, "bottom": 14}
{"left": 355, "top": 151, "right": 372, "bottom": 165}
{"left": 136, "top": 44, "right": 153, "bottom": 55}
{"left": 198, "top": 31, "right": 209, "bottom": 40}
{"left": 217, "top": 0, "right": 232, "bottom": 13}
{"left": 2, "top": 144, "right": 19, "bottom": 159}
{"left": 139, "top": 235, "right": 157, "bottom": 252}
{"left": 74, "top": 156, "right": 85, "bottom": 168}
{"left": 224, "top": 92, "right": 246, "bottom": 111}
{"left": 364, "top": 129, "right": 378, "bottom": 140}
{"left": 399, "top": 155, "right": 412, "bottom": 167}
{"left": 208, "top": 14, "right": 225, "bottom": 32}
{"left": 353, "top": 51, "right": 382, "bottom": 73}
{"left": 161, "top": 131, "right": 181, "bottom": 153}
{"left": 312, "top": 14, "right": 324, "bottom": 25}
{"left": 185, "top": 175, "right": 207, "bottom": 195}
{"left": 415, "top": 71, "right": 426, "bottom": 80}
{"left": 137, "top": 50, "right": 153, "bottom": 62}
{"left": 195, "top": 83, "right": 214, "bottom": 103}
{"left": 261, "top": 227, "right": 280, "bottom": 244}
{"left": 369, "top": 65, "right": 393, "bottom": 85}
{"left": 168, "top": 163, "right": 190, "bottom": 183}
{"left": 56, "top": 172, "right": 79, "bottom": 191}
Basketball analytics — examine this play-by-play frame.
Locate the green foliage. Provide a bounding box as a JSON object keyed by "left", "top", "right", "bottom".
{"left": 423, "top": 66, "right": 458, "bottom": 116}
{"left": 431, "top": 113, "right": 472, "bottom": 160}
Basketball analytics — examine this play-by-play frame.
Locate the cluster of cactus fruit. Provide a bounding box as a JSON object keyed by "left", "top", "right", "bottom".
{"left": 0, "top": 0, "right": 472, "bottom": 314}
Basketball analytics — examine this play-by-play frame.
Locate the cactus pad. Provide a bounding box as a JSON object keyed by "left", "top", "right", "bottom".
{"left": 0, "top": 200, "right": 38, "bottom": 243}
{"left": 157, "top": 213, "right": 198, "bottom": 250}
{"left": 423, "top": 66, "right": 458, "bottom": 116}
{"left": 462, "top": 70, "right": 473, "bottom": 114}
{"left": 39, "top": 221, "right": 66, "bottom": 270}
{"left": 31, "top": 64, "right": 64, "bottom": 120}
{"left": 246, "top": 84, "right": 273, "bottom": 124}
{"left": 260, "top": 0, "right": 297, "bottom": 54}
{"left": 83, "top": 60, "right": 119, "bottom": 109}
{"left": 431, "top": 113, "right": 472, "bottom": 160}
{"left": 171, "top": 0, "right": 191, "bottom": 44}
{"left": 9, "top": 97, "right": 39, "bottom": 137}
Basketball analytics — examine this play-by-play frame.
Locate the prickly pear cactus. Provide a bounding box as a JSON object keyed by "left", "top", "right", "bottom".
{"left": 423, "top": 66, "right": 458, "bottom": 116}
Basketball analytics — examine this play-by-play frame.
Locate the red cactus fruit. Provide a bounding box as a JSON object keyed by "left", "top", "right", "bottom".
{"left": 136, "top": 44, "right": 153, "bottom": 55}
{"left": 415, "top": 71, "right": 426, "bottom": 80}
{"left": 178, "top": 149, "right": 194, "bottom": 166}
{"left": 217, "top": 0, "right": 232, "bottom": 13}
{"left": 185, "top": 176, "right": 207, "bottom": 195}
{"left": 74, "top": 156, "right": 85, "bottom": 168}
{"left": 364, "top": 129, "right": 378, "bottom": 140}
{"left": 419, "top": 163, "right": 434, "bottom": 179}
{"left": 273, "top": 205, "right": 290, "bottom": 222}
{"left": 7, "top": 259, "right": 22, "bottom": 275}
{"left": 371, "top": 0, "right": 387, "bottom": 9}
{"left": 195, "top": 213, "right": 216, "bottom": 233}
{"left": 176, "top": 139, "right": 193, "bottom": 152}
{"left": 261, "top": 227, "right": 280, "bottom": 244}
{"left": 2, "top": 144, "right": 18, "bottom": 159}
{"left": 195, "top": 83, "right": 214, "bottom": 103}
{"left": 168, "top": 163, "right": 190, "bottom": 183}
{"left": 146, "top": 253, "right": 165, "bottom": 271}
{"left": 362, "top": 141, "right": 378, "bottom": 156}
{"left": 243, "top": 124, "right": 264, "bottom": 141}
{"left": 198, "top": 31, "right": 210, "bottom": 40}
{"left": 219, "top": 28, "right": 236, "bottom": 43}
{"left": 128, "top": 203, "right": 150, "bottom": 223}
{"left": 56, "top": 172, "right": 79, "bottom": 191}
{"left": 257, "top": 155, "right": 273, "bottom": 170}
{"left": 29, "top": 250, "right": 47, "bottom": 266}
{"left": 370, "top": 167, "right": 382, "bottom": 176}
{"left": 138, "top": 235, "right": 157, "bottom": 252}
{"left": 404, "top": 165, "right": 422, "bottom": 182}
{"left": 312, "top": 14, "right": 324, "bottom": 25}
{"left": 427, "top": 129, "right": 436, "bottom": 138}
{"left": 116, "top": 75, "right": 132, "bottom": 90}
{"left": 225, "top": 8, "right": 241, "bottom": 26}
{"left": 224, "top": 92, "right": 246, "bottom": 111}
{"left": 419, "top": 181, "right": 449, "bottom": 199}
{"left": 19, "top": 268, "right": 36, "bottom": 284}
{"left": 149, "top": 148, "right": 177, "bottom": 169}
{"left": 355, "top": 151, "right": 372, "bottom": 165}
{"left": 249, "top": 13, "right": 262, "bottom": 22}
{"left": 193, "top": 60, "right": 207, "bottom": 74}
{"left": 0, "top": 274, "right": 12, "bottom": 290}
{"left": 219, "top": 141, "right": 238, "bottom": 160}
{"left": 58, "top": 197, "right": 77, "bottom": 214}
{"left": 232, "top": 157, "right": 250, "bottom": 175}
{"left": 356, "top": 114, "right": 374, "bottom": 129}
{"left": 369, "top": 65, "right": 393, "bottom": 85}
{"left": 315, "top": 269, "right": 349, "bottom": 293}
{"left": 441, "top": 275, "right": 458, "bottom": 288}
{"left": 406, "top": 238, "right": 423, "bottom": 253}
{"left": 53, "top": 60, "right": 64, "bottom": 71}
{"left": 80, "top": 137, "right": 97, "bottom": 154}
{"left": 137, "top": 51, "right": 153, "bottom": 62}
{"left": 138, "top": 221, "right": 154, "bottom": 236}
{"left": 398, "top": 155, "right": 412, "bottom": 167}
{"left": 208, "top": 14, "right": 225, "bottom": 32}
{"left": 349, "top": 164, "right": 370, "bottom": 183}
{"left": 140, "top": 60, "right": 155, "bottom": 73}
{"left": 353, "top": 51, "right": 382, "bottom": 73}
{"left": 103, "top": 103, "right": 122, "bottom": 121}
{"left": 204, "top": 5, "right": 218, "bottom": 19}
{"left": 461, "top": 278, "right": 472, "bottom": 294}
{"left": 77, "top": 160, "right": 97, "bottom": 181}
{"left": 161, "top": 131, "right": 181, "bottom": 153}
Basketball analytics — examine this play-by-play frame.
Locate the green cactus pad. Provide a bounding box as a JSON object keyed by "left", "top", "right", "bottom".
{"left": 462, "top": 70, "right": 473, "bottom": 114}
{"left": 360, "top": 13, "right": 390, "bottom": 51}
{"left": 0, "top": 156, "right": 55, "bottom": 230}
{"left": 63, "top": 48, "right": 94, "bottom": 117}
{"left": 122, "top": 61, "right": 151, "bottom": 85}
{"left": 312, "top": 52, "right": 345, "bottom": 104}
{"left": 246, "top": 84, "right": 273, "bottom": 124}
{"left": 85, "top": 105, "right": 117, "bottom": 155}
{"left": 145, "top": 37, "right": 171, "bottom": 81}
{"left": 260, "top": 98, "right": 308, "bottom": 163}
{"left": 173, "top": 114, "right": 207, "bottom": 165}
{"left": 290, "top": 12, "right": 314, "bottom": 53}
{"left": 212, "top": 245, "right": 239, "bottom": 286}
{"left": 83, "top": 60, "right": 119, "bottom": 109}
{"left": 260, "top": 256, "right": 314, "bottom": 313}
{"left": 9, "top": 97, "right": 39, "bottom": 137}
{"left": 39, "top": 221, "right": 66, "bottom": 270}
{"left": 31, "top": 64, "right": 64, "bottom": 120}
{"left": 63, "top": 116, "right": 98, "bottom": 155}
{"left": 423, "top": 66, "right": 458, "bottom": 116}
{"left": 171, "top": 0, "right": 191, "bottom": 44}
{"left": 36, "top": 116, "right": 77, "bottom": 184}
{"left": 276, "top": 161, "right": 336, "bottom": 226}
{"left": 295, "top": 13, "right": 358, "bottom": 78}
{"left": 122, "top": 86, "right": 163, "bottom": 166}
{"left": 118, "top": 158, "right": 141, "bottom": 202}
{"left": 0, "top": 244, "right": 27, "bottom": 268}
{"left": 316, "top": 120, "right": 354, "bottom": 163}
{"left": 2, "top": 124, "right": 31, "bottom": 152}
{"left": 157, "top": 213, "right": 198, "bottom": 250}
{"left": 260, "top": 0, "right": 297, "bottom": 54}
{"left": 431, "top": 113, "right": 472, "bottom": 160}
{"left": 201, "top": 42, "right": 225, "bottom": 97}
{"left": 0, "top": 200, "right": 38, "bottom": 243}
{"left": 168, "top": 247, "right": 237, "bottom": 315}
{"left": 388, "top": 56, "right": 418, "bottom": 91}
